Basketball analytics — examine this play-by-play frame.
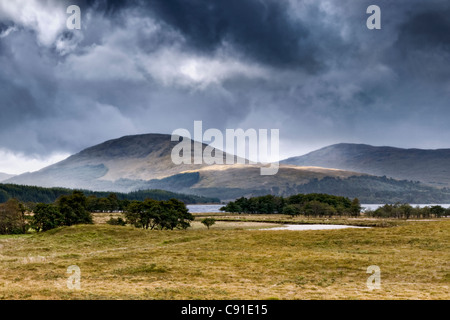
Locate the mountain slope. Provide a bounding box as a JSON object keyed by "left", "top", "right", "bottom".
{"left": 0, "top": 173, "right": 15, "bottom": 183}
{"left": 148, "top": 165, "right": 450, "bottom": 203}
{"left": 282, "top": 143, "right": 450, "bottom": 187}
{"left": 6, "top": 134, "right": 222, "bottom": 190}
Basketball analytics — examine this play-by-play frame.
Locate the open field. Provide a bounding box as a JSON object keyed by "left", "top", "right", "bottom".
{"left": 192, "top": 212, "right": 405, "bottom": 228}
{"left": 0, "top": 216, "right": 448, "bottom": 300}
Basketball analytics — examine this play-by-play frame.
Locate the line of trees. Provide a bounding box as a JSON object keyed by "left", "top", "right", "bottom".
{"left": 86, "top": 193, "right": 127, "bottom": 213}
{"left": 365, "top": 203, "right": 450, "bottom": 219}
{"left": 0, "top": 191, "right": 195, "bottom": 234}
{"left": 0, "top": 184, "right": 219, "bottom": 205}
{"left": 220, "top": 193, "right": 362, "bottom": 217}
{"left": 0, "top": 191, "right": 93, "bottom": 234}
{"left": 31, "top": 191, "right": 93, "bottom": 232}
{"left": 221, "top": 193, "right": 450, "bottom": 219}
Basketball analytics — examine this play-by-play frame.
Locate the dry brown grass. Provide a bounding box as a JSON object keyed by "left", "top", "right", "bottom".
{"left": 0, "top": 218, "right": 448, "bottom": 300}
{"left": 194, "top": 212, "right": 405, "bottom": 227}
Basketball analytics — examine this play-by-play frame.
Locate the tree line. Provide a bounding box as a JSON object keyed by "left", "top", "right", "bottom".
{"left": 220, "top": 193, "right": 362, "bottom": 217}
{"left": 365, "top": 203, "right": 450, "bottom": 219}
{"left": 0, "top": 191, "right": 93, "bottom": 234}
{"left": 0, "top": 184, "right": 219, "bottom": 205}
{"left": 0, "top": 191, "right": 194, "bottom": 235}
{"left": 221, "top": 193, "right": 450, "bottom": 219}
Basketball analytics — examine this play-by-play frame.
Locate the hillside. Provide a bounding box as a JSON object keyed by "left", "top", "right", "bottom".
{"left": 282, "top": 143, "right": 450, "bottom": 187}
{"left": 170, "top": 169, "right": 450, "bottom": 203}
{"left": 0, "top": 172, "right": 15, "bottom": 183}
{"left": 6, "top": 134, "right": 224, "bottom": 190}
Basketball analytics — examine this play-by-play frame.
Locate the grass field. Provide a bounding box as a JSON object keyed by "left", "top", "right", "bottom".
{"left": 0, "top": 214, "right": 448, "bottom": 300}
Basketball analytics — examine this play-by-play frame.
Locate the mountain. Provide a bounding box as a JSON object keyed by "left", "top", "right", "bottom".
{"left": 6, "top": 134, "right": 216, "bottom": 190}
{"left": 6, "top": 133, "right": 362, "bottom": 194}
{"left": 282, "top": 143, "right": 450, "bottom": 188}
{"left": 0, "top": 172, "right": 15, "bottom": 183}
{"left": 6, "top": 136, "right": 450, "bottom": 203}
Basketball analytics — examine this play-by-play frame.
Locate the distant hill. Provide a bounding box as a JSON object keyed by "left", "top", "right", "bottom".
{"left": 146, "top": 164, "right": 368, "bottom": 200}
{"left": 148, "top": 167, "right": 450, "bottom": 204}
{"left": 0, "top": 172, "right": 15, "bottom": 183}
{"left": 282, "top": 143, "right": 450, "bottom": 188}
{"left": 6, "top": 136, "right": 450, "bottom": 203}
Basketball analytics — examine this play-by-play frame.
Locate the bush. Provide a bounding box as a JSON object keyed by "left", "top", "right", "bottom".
{"left": 106, "top": 217, "right": 127, "bottom": 226}
{"left": 201, "top": 218, "right": 216, "bottom": 229}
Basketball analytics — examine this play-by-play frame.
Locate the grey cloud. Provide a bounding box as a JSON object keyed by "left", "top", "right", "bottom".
{"left": 397, "top": 10, "right": 450, "bottom": 52}
{"left": 78, "top": 0, "right": 325, "bottom": 71}
{"left": 0, "top": 0, "right": 449, "bottom": 164}
{"left": 147, "top": 0, "right": 320, "bottom": 70}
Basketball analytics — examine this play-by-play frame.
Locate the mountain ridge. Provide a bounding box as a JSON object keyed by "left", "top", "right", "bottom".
{"left": 0, "top": 172, "right": 15, "bottom": 183}
{"left": 282, "top": 143, "right": 450, "bottom": 187}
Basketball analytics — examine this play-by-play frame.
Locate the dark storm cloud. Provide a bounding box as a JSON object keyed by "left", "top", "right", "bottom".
{"left": 79, "top": 0, "right": 321, "bottom": 70}
{"left": 391, "top": 8, "right": 450, "bottom": 82}
{"left": 0, "top": 21, "right": 13, "bottom": 32}
{"left": 397, "top": 10, "right": 450, "bottom": 51}
{"left": 0, "top": 0, "right": 449, "bottom": 167}
{"left": 146, "top": 0, "right": 319, "bottom": 70}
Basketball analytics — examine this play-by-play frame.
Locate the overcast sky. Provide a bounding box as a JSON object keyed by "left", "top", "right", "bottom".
{"left": 0, "top": 0, "right": 449, "bottom": 174}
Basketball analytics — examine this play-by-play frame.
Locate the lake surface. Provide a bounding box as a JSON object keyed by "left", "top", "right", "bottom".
{"left": 187, "top": 204, "right": 223, "bottom": 213}
{"left": 262, "top": 224, "right": 370, "bottom": 231}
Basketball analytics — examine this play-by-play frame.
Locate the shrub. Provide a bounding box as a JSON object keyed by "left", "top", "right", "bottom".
{"left": 106, "top": 217, "right": 127, "bottom": 226}
{"left": 201, "top": 218, "right": 216, "bottom": 229}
